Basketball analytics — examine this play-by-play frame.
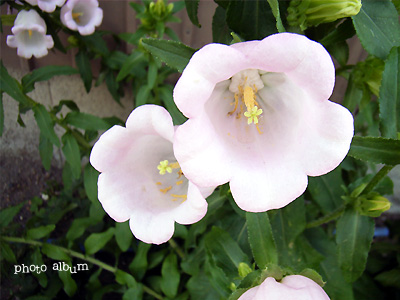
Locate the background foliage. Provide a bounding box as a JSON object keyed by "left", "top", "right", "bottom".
{"left": 1, "top": 0, "right": 400, "bottom": 299}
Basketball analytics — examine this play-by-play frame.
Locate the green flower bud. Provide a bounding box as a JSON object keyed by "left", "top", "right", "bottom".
{"left": 353, "top": 56, "right": 385, "bottom": 97}
{"left": 149, "top": 0, "right": 168, "bottom": 19}
{"left": 356, "top": 192, "right": 391, "bottom": 217}
{"left": 288, "top": 0, "right": 362, "bottom": 30}
{"left": 238, "top": 262, "right": 253, "bottom": 278}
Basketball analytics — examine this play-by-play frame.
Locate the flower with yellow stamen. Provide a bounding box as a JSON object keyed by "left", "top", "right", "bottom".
{"left": 90, "top": 105, "right": 213, "bottom": 244}
{"left": 61, "top": 0, "right": 103, "bottom": 36}
{"left": 173, "top": 33, "right": 354, "bottom": 213}
{"left": 6, "top": 10, "right": 54, "bottom": 59}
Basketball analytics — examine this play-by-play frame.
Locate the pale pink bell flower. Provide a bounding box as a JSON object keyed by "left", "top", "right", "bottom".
{"left": 60, "top": 0, "right": 103, "bottom": 35}
{"left": 25, "top": 0, "right": 66, "bottom": 12}
{"left": 90, "top": 105, "right": 210, "bottom": 245}
{"left": 238, "top": 275, "right": 330, "bottom": 300}
{"left": 173, "top": 33, "right": 354, "bottom": 212}
{"left": 6, "top": 9, "right": 54, "bottom": 59}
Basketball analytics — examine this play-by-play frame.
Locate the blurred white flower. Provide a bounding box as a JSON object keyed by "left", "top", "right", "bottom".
{"left": 60, "top": 0, "right": 103, "bottom": 35}
{"left": 25, "top": 0, "right": 66, "bottom": 13}
{"left": 238, "top": 275, "right": 330, "bottom": 299}
{"left": 6, "top": 9, "right": 54, "bottom": 59}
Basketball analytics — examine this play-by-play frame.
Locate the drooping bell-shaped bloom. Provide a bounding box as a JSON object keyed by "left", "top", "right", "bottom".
{"left": 90, "top": 105, "right": 210, "bottom": 245}
{"left": 173, "top": 33, "right": 354, "bottom": 213}
{"left": 238, "top": 275, "right": 330, "bottom": 300}
{"left": 6, "top": 9, "right": 54, "bottom": 59}
{"left": 60, "top": 0, "right": 103, "bottom": 35}
{"left": 25, "top": 0, "right": 66, "bottom": 13}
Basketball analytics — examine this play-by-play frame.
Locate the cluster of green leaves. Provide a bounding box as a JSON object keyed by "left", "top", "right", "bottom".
{"left": 1, "top": 0, "right": 400, "bottom": 299}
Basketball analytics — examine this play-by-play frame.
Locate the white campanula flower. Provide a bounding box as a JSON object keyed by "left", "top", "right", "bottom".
{"left": 60, "top": 0, "right": 103, "bottom": 35}
{"left": 238, "top": 275, "right": 330, "bottom": 299}
{"left": 90, "top": 105, "right": 211, "bottom": 245}
{"left": 173, "top": 33, "right": 354, "bottom": 213}
{"left": 25, "top": 0, "right": 66, "bottom": 13}
{"left": 6, "top": 9, "right": 54, "bottom": 59}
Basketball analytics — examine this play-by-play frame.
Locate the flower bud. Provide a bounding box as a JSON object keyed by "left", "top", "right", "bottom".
{"left": 238, "top": 262, "right": 253, "bottom": 278}
{"left": 356, "top": 193, "right": 391, "bottom": 217}
{"left": 288, "top": 0, "right": 362, "bottom": 30}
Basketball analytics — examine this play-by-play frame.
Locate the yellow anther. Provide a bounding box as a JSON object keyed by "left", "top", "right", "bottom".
{"left": 177, "top": 170, "right": 184, "bottom": 179}
{"left": 171, "top": 194, "right": 187, "bottom": 203}
{"left": 169, "top": 162, "right": 180, "bottom": 169}
{"left": 28, "top": 29, "right": 33, "bottom": 38}
{"left": 157, "top": 160, "right": 172, "bottom": 175}
{"left": 244, "top": 86, "right": 256, "bottom": 111}
{"left": 156, "top": 182, "right": 162, "bottom": 185}
{"left": 244, "top": 106, "right": 263, "bottom": 124}
{"left": 176, "top": 180, "right": 183, "bottom": 185}
{"left": 72, "top": 12, "right": 83, "bottom": 23}
{"left": 160, "top": 186, "right": 172, "bottom": 194}
{"left": 228, "top": 93, "right": 239, "bottom": 116}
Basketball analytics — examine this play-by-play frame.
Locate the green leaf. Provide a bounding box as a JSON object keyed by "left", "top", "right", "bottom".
{"left": 379, "top": 47, "right": 400, "bottom": 139}
{"left": 307, "top": 167, "right": 344, "bottom": 214}
{"left": 27, "top": 224, "right": 56, "bottom": 240}
{"left": 62, "top": 133, "right": 81, "bottom": 179}
{"left": 105, "top": 71, "right": 121, "bottom": 104}
{"left": 0, "top": 202, "right": 24, "bottom": 228}
{"left": 58, "top": 263, "right": 77, "bottom": 297}
{"left": 66, "top": 217, "right": 94, "bottom": 241}
{"left": 115, "top": 221, "right": 133, "bottom": 252}
{"left": 0, "top": 93, "right": 4, "bottom": 136}
{"left": 115, "top": 270, "right": 138, "bottom": 288}
{"left": 83, "top": 164, "right": 99, "bottom": 203}
{"left": 1, "top": 242, "right": 17, "bottom": 263}
{"left": 348, "top": 136, "right": 400, "bottom": 165}
{"left": 130, "top": 242, "right": 151, "bottom": 280}
{"left": 159, "top": 85, "right": 187, "bottom": 125}
{"left": 135, "top": 85, "right": 151, "bottom": 107}
{"left": 336, "top": 207, "right": 375, "bottom": 282}
{"left": 0, "top": 61, "right": 30, "bottom": 105}
{"left": 39, "top": 134, "right": 53, "bottom": 171}
{"left": 21, "top": 65, "right": 78, "bottom": 93}
{"left": 306, "top": 228, "right": 354, "bottom": 300}
{"left": 42, "top": 244, "right": 70, "bottom": 261}
{"left": 225, "top": 0, "right": 276, "bottom": 41}
{"left": 116, "top": 51, "right": 145, "bottom": 82}
{"left": 147, "top": 59, "right": 158, "bottom": 89}
{"left": 270, "top": 198, "right": 322, "bottom": 271}
{"left": 141, "top": 38, "right": 196, "bottom": 73}
{"left": 205, "top": 227, "right": 249, "bottom": 274}
{"left": 64, "top": 111, "right": 110, "bottom": 131}
{"left": 52, "top": 100, "right": 80, "bottom": 115}
{"left": 212, "top": 6, "right": 231, "bottom": 45}
{"left": 246, "top": 212, "right": 278, "bottom": 268}
{"left": 80, "top": 33, "right": 109, "bottom": 57}
{"left": 266, "top": 0, "right": 285, "bottom": 33}
{"left": 32, "top": 104, "right": 60, "bottom": 147}
{"left": 75, "top": 51, "right": 92, "bottom": 92}
{"left": 84, "top": 227, "right": 115, "bottom": 255}
{"left": 185, "top": 0, "right": 201, "bottom": 27}
{"left": 352, "top": 0, "right": 400, "bottom": 59}
{"left": 161, "top": 253, "right": 180, "bottom": 298}
{"left": 187, "top": 272, "right": 222, "bottom": 300}
{"left": 1, "top": 14, "right": 16, "bottom": 26}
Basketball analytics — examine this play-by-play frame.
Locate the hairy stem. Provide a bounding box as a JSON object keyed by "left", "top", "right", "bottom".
{"left": 2, "top": 236, "right": 163, "bottom": 300}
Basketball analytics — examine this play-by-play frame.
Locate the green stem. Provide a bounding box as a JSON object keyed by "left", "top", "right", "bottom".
{"left": 1, "top": 236, "right": 163, "bottom": 300}
{"left": 168, "top": 239, "right": 185, "bottom": 259}
{"left": 306, "top": 204, "right": 346, "bottom": 229}
{"left": 360, "top": 165, "right": 394, "bottom": 196}
{"left": 306, "top": 165, "right": 394, "bottom": 228}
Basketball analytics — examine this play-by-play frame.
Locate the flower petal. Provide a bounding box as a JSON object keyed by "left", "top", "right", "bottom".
{"left": 129, "top": 210, "right": 175, "bottom": 245}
